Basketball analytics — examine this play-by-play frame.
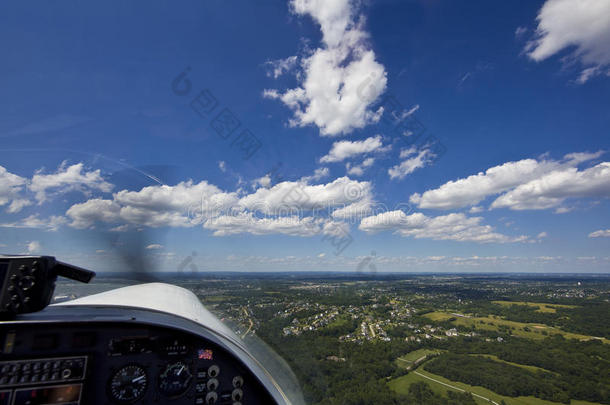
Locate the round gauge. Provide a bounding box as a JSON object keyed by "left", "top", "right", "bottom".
{"left": 158, "top": 362, "right": 192, "bottom": 397}
{"left": 108, "top": 364, "right": 148, "bottom": 403}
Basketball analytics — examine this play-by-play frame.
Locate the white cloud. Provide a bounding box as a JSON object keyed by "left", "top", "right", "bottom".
{"left": 576, "top": 65, "right": 605, "bottom": 84}
{"left": 27, "top": 241, "right": 41, "bottom": 253}
{"left": 346, "top": 157, "right": 374, "bottom": 176}
{"left": 306, "top": 167, "right": 330, "bottom": 182}
{"left": 515, "top": 26, "right": 528, "bottom": 38}
{"left": 388, "top": 148, "right": 431, "bottom": 180}
{"left": 253, "top": 174, "right": 272, "bottom": 189}
{"left": 239, "top": 176, "right": 372, "bottom": 214}
{"left": 66, "top": 180, "right": 239, "bottom": 229}
{"left": 30, "top": 162, "right": 113, "bottom": 203}
{"left": 589, "top": 229, "right": 610, "bottom": 238}
{"left": 264, "top": 0, "right": 387, "bottom": 135}
{"left": 469, "top": 206, "right": 483, "bottom": 213}
{"left": 1, "top": 162, "right": 117, "bottom": 214}
{"left": 331, "top": 199, "right": 412, "bottom": 223}
{"left": 491, "top": 162, "right": 610, "bottom": 210}
{"left": 114, "top": 180, "right": 238, "bottom": 224}
{"left": 0, "top": 215, "right": 67, "bottom": 231}
{"left": 320, "top": 135, "right": 385, "bottom": 163}
{"left": 176, "top": 253, "right": 610, "bottom": 272}
{"left": 0, "top": 166, "right": 31, "bottom": 213}
{"left": 331, "top": 198, "right": 373, "bottom": 220}
{"left": 66, "top": 198, "right": 122, "bottom": 229}
{"left": 359, "top": 211, "right": 525, "bottom": 243}
{"left": 65, "top": 175, "right": 373, "bottom": 238}
{"left": 525, "top": 0, "right": 610, "bottom": 83}
{"left": 264, "top": 55, "right": 299, "bottom": 78}
{"left": 145, "top": 244, "right": 163, "bottom": 250}
{"left": 410, "top": 151, "right": 604, "bottom": 210}
{"left": 218, "top": 161, "right": 227, "bottom": 172}
{"left": 537, "top": 231, "right": 548, "bottom": 239}
{"left": 204, "top": 213, "right": 325, "bottom": 237}
{"left": 399, "top": 146, "right": 417, "bottom": 159}
{"left": 345, "top": 165, "right": 361, "bottom": 177}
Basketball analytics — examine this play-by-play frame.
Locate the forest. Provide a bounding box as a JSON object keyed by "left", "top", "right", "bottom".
{"left": 428, "top": 336, "right": 610, "bottom": 404}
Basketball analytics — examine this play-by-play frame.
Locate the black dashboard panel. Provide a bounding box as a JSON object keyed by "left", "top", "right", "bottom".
{"left": 0, "top": 314, "right": 278, "bottom": 405}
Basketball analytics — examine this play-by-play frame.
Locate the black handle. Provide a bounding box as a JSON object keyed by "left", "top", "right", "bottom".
{"left": 55, "top": 261, "right": 96, "bottom": 283}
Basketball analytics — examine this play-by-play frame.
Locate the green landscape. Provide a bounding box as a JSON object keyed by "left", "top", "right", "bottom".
{"left": 59, "top": 273, "right": 610, "bottom": 404}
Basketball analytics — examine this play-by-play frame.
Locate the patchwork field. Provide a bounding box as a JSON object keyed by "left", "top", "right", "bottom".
{"left": 388, "top": 367, "right": 603, "bottom": 405}
{"left": 469, "top": 354, "right": 557, "bottom": 375}
{"left": 422, "top": 311, "right": 609, "bottom": 343}
{"left": 492, "top": 301, "right": 578, "bottom": 313}
{"left": 395, "top": 348, "right": 441, "bottom": 369}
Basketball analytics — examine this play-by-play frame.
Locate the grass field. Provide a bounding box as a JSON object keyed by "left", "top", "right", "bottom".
{"left": 469, "top": 354, "right": 557, "bottom": 375}
{"left": 422, "top": 311, "right": 609, "bottom": 343}
{"left": 396, "top": 349, "right": 441, "bottom": 369}
{"left": 492, "top": 301, "right": 578, "bottom": 313}
{"left": 388, "top": 367, "right": 603, "bottom": 405}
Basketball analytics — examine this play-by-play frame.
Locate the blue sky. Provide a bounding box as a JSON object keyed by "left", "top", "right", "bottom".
{"left": 1, "top": 0, "right": 609, "bottom": 273}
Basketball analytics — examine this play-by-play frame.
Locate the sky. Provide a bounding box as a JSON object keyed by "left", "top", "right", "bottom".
{"left": 1, "top": 0, "right": 609, "bottom": 273}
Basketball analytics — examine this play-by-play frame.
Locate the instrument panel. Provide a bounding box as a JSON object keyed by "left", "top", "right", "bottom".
{"left": 0, "top": 319, "right": 276, "bottom": 405}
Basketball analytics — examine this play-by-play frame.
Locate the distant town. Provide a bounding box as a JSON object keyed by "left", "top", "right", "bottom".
{"left": 56, "top": 273, "right": 610, "bottom": 405}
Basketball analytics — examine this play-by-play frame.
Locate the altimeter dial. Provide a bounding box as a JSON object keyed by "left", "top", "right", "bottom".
{"left": 109, "top": 364, "right": 148, "bottom": 403}
{"left": 159, "top": 361, "right": 192, "bottom": 397}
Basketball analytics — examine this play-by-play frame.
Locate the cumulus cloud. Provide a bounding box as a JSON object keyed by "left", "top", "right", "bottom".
{"left": 301, "top": 167, "right": 330, "bottom": 182}
{"left": 410, "top": 151, "right": 605, "bottom": 210}
{"left": 253, "top": 174, "right": 272, "bottom": 189}
{"left": 64, "top": 174, "right": 373, "bottom": 238}
{"left": 239, "top": 176, "right": 372, "bottom": 214}
{"left": 27, "top": 241, "right": 41, "bottom": 253}
{"left": 589, "top": 229, "right": 610, "bottom": 238}
{"left": 359, "top": 211, "right": 526, "bottom": 243}
{"left": 204, "top": 213, "right": 325, "bottom": 236}
{"left": 264, "top": 0, "right": 387, "bottom": 135}
{"left": 145, "top": 244, "right": 163, "bottom": 250}
{"left": 66, "top": 199, "right": 122, "bottom": 229}
{"left": 331, "top": 199, "right": 412, "bottom": 222}
{"left": 525, "top": 0, "right": 610, "bottom": 83}
{"left": 66, "top": 181, "right": 239, "bottom": 229}
{"left": 30, "top": 162, "right": 113, "bottom": 203}
{"left": 0, "top": 162, "right": 114, "bottom": 214}
{"left": 388, "top": 148, "right": 432, "bottom": 180}
{"left": 346, "top": 157, "right": 374, "bottom": 176}
{"left": 264, "top": 55, "right": 299, "bottom": 78}
{"left": 491, "top": 162, "right": 610, "bottom": 210}
{"left": 320, "top": 135, "right": 386, "bottom": 163}
{"left": 0, "top": 166, "right": 31, "bottom": 213}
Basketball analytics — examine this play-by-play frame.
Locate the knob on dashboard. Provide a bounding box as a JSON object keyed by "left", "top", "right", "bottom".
{"left": 205, "top": 391, "right": 217, "bottom": 404}
{"left": 232, "top": 375, "right": 243, "bottom": 388}
{"left": 232, "top": 388, "right": 243, "bottom": 401}
{"left": 207, "top": 364, "right": 220, "bottom": 377}
{"left": 206, "top": 378, "right": 219, "bottom": 391}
